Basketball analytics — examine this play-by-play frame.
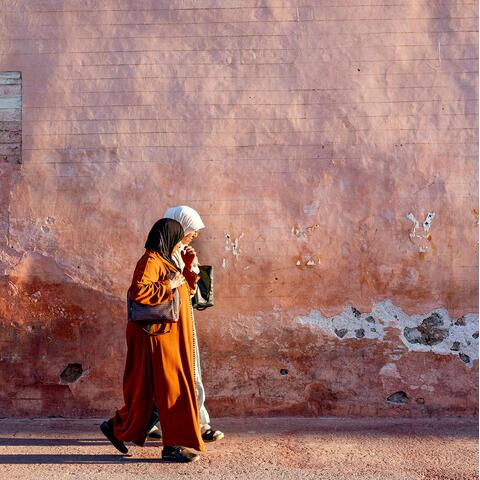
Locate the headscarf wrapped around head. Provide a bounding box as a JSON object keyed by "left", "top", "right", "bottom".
{"left": 144, "top": 218, "right": 184, "bottom": 264}
{"left": 163, "top": 206, "right": 205, "bottom": 235}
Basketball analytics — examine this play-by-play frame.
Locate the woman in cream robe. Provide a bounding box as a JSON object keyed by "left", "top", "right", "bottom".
{"left": 164, "top": 206, "right": 224, "bottom": 442}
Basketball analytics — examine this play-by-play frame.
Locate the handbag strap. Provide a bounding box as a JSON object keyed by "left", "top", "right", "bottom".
{"left": 142, "top": 324, "right": 172, "bottom": 336}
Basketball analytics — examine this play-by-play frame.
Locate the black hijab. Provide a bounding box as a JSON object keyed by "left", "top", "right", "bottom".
{"left": 144, "top": 218, "right": 184, "bottom": 265}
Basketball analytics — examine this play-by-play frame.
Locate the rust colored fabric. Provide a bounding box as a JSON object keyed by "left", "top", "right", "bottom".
{"left": 112, "top": 249, "right": 205, "bottom": 452}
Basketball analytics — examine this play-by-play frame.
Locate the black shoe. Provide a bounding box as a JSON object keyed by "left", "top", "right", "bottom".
{"left": 162, "top": 446, "right": 200, "bottom": 463}
{"left": 147, "top": 429, "right": 162, "bottom": 440}
{"left": 202, "top": 428, "right": 224, "bottom": 442}
{"left": 100, "top": 420, "right": 129, "bottom": 454}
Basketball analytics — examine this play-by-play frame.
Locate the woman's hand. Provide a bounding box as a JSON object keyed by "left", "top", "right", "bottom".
{"left": 181, "top": 246, "right": 197, "bottom": 270}
{"left": 169, "top": 272, "right": 186, "bottom": 290}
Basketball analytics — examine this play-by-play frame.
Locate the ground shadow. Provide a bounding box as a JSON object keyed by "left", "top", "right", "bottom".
{"left": 0, "top": 438, "right": 109, "bottom": 447}
{"left": 0, "top": 454, "right": 169, "bottom": 464}
{"left": 0, "top": 437, "right": 163, "bottom": 447}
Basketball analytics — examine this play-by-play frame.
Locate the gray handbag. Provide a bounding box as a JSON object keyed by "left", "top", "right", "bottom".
{"left": 127, "top": 284, "right": 181, "bottom": 324}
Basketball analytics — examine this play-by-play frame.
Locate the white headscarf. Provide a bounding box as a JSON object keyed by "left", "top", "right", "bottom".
{"left": 163, "top": 205, "right": 205, "bottom": 235}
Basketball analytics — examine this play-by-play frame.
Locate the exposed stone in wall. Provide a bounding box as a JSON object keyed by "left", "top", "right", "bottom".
{"left": 387, "top": 391, "right": 409, "bottom": 405}
{"left": 297, "top": 301, "right": 479, "bottom": 368}
{"left": 60, "top": 363, "right": 84, "bottom": 384}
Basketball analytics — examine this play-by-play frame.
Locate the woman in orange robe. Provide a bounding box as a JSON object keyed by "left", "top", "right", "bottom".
{"left": 100, "top": 218, "right": 205, "bottom": 462}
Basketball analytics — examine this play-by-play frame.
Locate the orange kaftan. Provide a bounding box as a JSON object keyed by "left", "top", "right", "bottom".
{"left": 112, "top": 249, "right": 205, "bottom": 452}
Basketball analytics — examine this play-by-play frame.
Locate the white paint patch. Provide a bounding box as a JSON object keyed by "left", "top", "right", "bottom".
{"left": 295, "top": 255, "right": 320, "bottom": 267}
{"left": 423, "top": 212, "right": 435, "bottom": 232}
{"left": 407, "top": 213, "right": 420, "bottom": 237}
{"left": 296, "top": 300, "right": 479, "bottom": 367}
{"left": 225, "top": 233, "right": 244, "bottom": 258}
{"left": 407, "top": 211, "right": 436, "bottom": 254}
{"left": 379, "top": 363, "right": 401, "bottom": 378}
{"left": 381, "top": 209, "right": 394, "bottom": 221}
{"left": 303, "top": 200, "right": 320, "bottom": 216}
{"left": 292, "top": 224, "right": 320, "bottom": 240}
{"left": 407, "top": 212, "right": 435, "bottom": 239}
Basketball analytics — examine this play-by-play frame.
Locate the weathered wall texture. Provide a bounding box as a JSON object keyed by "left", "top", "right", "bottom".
{"left": 0, "top": 0, "right": 478, "bottom": 417}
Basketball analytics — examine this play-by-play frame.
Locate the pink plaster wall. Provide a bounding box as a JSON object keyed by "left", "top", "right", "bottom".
{"left": 0, "top": 0, "right": 478, "bottom": 417}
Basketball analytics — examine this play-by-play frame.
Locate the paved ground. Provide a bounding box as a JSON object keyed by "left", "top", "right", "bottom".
{"left": 0, "top": 417, "right": 477, "bottom": 480}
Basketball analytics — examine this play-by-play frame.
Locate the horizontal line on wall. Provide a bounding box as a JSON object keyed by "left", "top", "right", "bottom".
{"left": 23, "top": 154, "right": 479, "bottom": 165}
{"left": 6, "top": 58, "right": 478, "bottom": 67}
{"left": 357, "top": 70, "right": 478, "bottom": 76}
{"left": 7, "top": 30, "right": 479, "bottom": 41}
{"left": 19, "top": 71, "right": 478, "bottom": 83}
{"left": 25, "top": 3, "right": 480, "bottom": 14}
{"left": 23, "top": 127, "right": 478, "bottom": 137}
{"left": 356, "top": 57, "right": 479, "bottom": 62}
{"left": 0, "top": 43, "right": 474, "bottom": 55}
{"left": 21, "top": 86, "right": 471, "bottom": 95}
{"left": 23, "top": 113, "right": 478, "bottom": 123}
{"left": 35, "top": 16, "right": 479, "bottom": 27}
{"left": 1, "top": 62, "right": 293, "bottom": 67}
{"left": 22, "top": 141, "right": 478, "bottom": 151}
{"left": 23, "top": 76, "right": 301, "bottom": 82}
{"left": 22, "top": 98, "right": 479, "bottom": 108}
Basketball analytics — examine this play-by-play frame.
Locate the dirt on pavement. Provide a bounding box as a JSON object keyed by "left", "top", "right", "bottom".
{"left": 0, "top": 417, "right": 477, "bottom": 480}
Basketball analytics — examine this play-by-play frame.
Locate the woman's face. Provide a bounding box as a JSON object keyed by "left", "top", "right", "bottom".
{"left": 182, "top": 230, "right": 198, "bottom": 246}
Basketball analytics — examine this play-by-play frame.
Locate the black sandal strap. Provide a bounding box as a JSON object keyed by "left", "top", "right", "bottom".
{"left": 202, "top": 428, "right": 216, "bottom": 441}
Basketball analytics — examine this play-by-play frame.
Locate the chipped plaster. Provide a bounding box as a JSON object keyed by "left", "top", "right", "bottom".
{"left": 407, "top": 212, "right": 436, "bottom": 254}
{"left": 225, "top": 233, "right": 244, "bottom": 258}
{"left": 297, "top": 300, "right": 478, "bottom": 367}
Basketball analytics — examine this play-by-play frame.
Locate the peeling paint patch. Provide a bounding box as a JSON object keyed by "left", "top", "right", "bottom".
{"left": 381, "top": 209, "right": 394, "bottom": 221}
{"left": 225, "top": 233, "right": 244, "bottom": 258}
{"left": 407, "top": 213, "right": 420, "bottom": 233}
{"left": 380, "top": 363, "right": 401, "bottom": 378}
{"left": 472, "top": 208, "right": 479, "bottom": 226}
{"left": 303, "top": 201, "right": 320, "bottom": 216}
{"left": 292, "top": 224, "right": 320, "bottom": 240}
{"left": 423, "top": 212, "right": 435, "bottom": 232}
{"left": 407, "top": 211, "right": 436, "bottom": 255}
{"left": 296, "top": 300, "right": 479, "bottom": 367}
{"left": 295, "top": 254, "right": 320, "bottom": 267}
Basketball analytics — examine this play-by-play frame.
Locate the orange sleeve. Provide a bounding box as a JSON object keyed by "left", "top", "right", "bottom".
{"left": 129, "top": 253, "right": 174, "bottom": 306}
